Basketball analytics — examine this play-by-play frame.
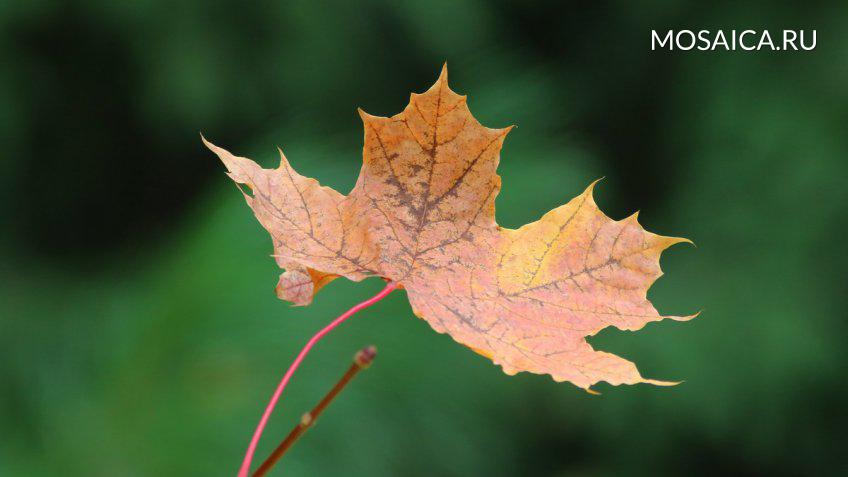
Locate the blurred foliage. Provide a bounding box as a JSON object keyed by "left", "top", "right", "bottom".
{"left": 2, "top": 1, "right": 847, "bottom": 476}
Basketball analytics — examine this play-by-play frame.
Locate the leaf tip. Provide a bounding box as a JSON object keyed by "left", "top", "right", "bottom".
{"left": 676, "top": 310, "right": 702, "bottom": 322}
{"left": 583, "top": 177, "right": 604, "bottom": 199}
{"left": 625, "top": 210, "right": 641, "bottom": 225}
{"left": 358, "top": 107, "right": 380, "bottom": 124}
{"left": 663, "top": 235, "right": 695, "bottom": 249}
{"left": 276, "top": 147, "right": 290, "bottom": 169}
{"left": 200, "top": 133, "right": 216, "bottom": 151}
{"left": 643, "top": 378, "right": 683, "bottom": 387}
{"left": 439, "top": 62, "right": 449, "bottom": 83}
{"left": 584, "top": 387, "right": 602, "bottom": 396}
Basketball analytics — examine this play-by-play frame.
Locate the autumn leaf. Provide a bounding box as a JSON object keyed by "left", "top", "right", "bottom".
{"left": 204, "top": 65, "right": 695, "bottom": 390}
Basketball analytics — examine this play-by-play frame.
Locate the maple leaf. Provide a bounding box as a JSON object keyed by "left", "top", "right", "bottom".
{"left": 204, "top": 65, "right": 695, "bottom": 390}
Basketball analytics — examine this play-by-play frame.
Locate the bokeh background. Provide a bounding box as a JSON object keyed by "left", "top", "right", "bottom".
{"left": 2, "top": 1, "right": 847, "bottom": 476}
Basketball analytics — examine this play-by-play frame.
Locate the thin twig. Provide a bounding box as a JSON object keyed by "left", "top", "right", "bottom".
{"left": 252, "top": 345, "right": 378, "bottom": 477}
{"left": 238, "top": 282, "right": 396, "bottom": 477}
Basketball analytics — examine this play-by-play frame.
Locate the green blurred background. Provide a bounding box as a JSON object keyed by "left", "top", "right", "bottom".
{"left": 2, "top": 1, "right": 846, "bottom": 475}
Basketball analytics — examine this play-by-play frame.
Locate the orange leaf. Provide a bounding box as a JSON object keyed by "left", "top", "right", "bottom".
{"left": 204, "top": 65, "right": 695, "bottom": 390}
